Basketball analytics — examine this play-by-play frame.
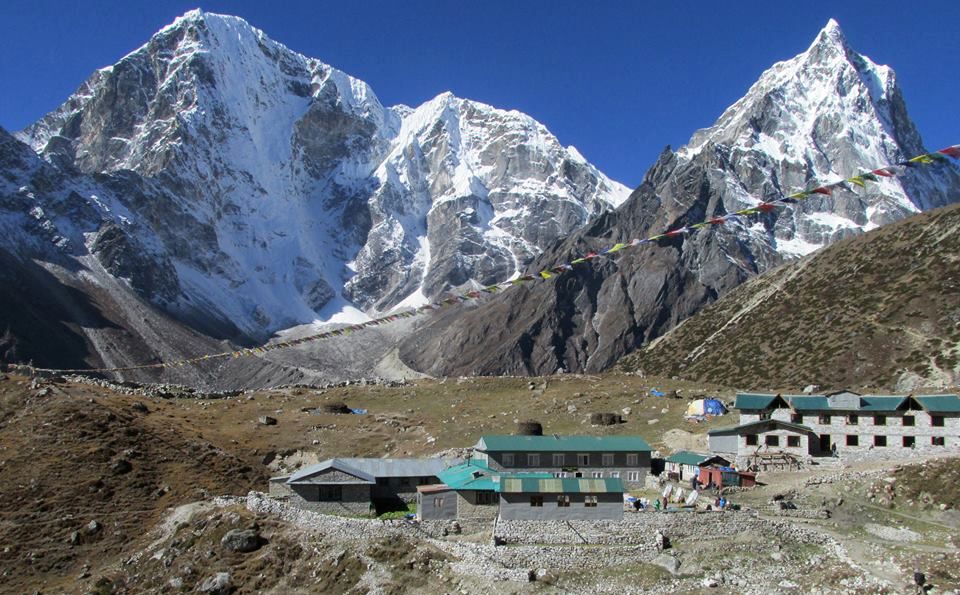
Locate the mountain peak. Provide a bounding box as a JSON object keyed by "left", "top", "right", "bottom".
{"left": 804, "top": 18, "right": 851, "bottom": 61}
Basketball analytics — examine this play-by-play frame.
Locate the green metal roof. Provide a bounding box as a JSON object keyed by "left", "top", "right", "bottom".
{"left": 858, "top": 396, "right": 907, "bottom": 412}
{"left": 707, "top": 419, "right": 814, "bottom": 436}
{"left": 786, "top": 396, "right": 830, "bottom": 411}
{"left": 497, "top": 477, "right": 623, "bottom": 494}
{"left": 915, "top": 395, "right": 960, "bottom": 413}
{"left": 665, "top": 451, "right": 712, "bottom": 466}
{"left": 733, "top": 393, "right": 781, "bottom": 410}
{"left": 477, "top": 434, "right": 651, "bottom": 453}
{"left": 437, "top": 460, "right": 552, "bottom": 492}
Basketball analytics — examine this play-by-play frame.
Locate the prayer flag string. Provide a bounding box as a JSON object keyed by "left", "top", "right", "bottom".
{"left": 10, "top": 144, "right": 959, "bottom": 376}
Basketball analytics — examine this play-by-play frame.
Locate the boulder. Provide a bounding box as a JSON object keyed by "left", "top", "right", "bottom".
{"left": 652, "top": 553, "right": 680, "bottom": 575}
{"left": 220, "top": 528, "right": 263, "bottom": 553}
{"left": 111, "top": 459, "right": 132, "bottom": 474}
{"left": 197, "top": 572, "right": 232, "bottom": 595}
{"left": 258, "top": 416, "right": 278, "bottom": 426}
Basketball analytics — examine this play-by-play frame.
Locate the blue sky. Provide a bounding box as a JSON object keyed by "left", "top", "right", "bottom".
{"left": 1, "top": 1, "right": 957, "bottom": 187}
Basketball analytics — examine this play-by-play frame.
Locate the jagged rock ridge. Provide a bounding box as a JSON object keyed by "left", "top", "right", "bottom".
{"left": 13, "top": 9, "right": 628, "bottom": 342}
{"left": 398, "top": 19, "right": 960, "bottom": 378}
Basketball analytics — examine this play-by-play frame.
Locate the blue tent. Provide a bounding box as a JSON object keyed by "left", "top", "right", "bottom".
{"left": 703, "top": 399, "right": 727, "bottom": 416}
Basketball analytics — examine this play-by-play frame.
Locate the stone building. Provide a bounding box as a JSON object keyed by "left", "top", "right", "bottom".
{"left": 417, "top": 460, "right": 624, "bottom": 521}
{"left": 472, "top": 434, "right": 652, "bottom": 486}
{"left": 708, "top": 391, "right": 960, "bottom": 465}
{"left": 270, "top": 458, "right": 454, "bottom": 516}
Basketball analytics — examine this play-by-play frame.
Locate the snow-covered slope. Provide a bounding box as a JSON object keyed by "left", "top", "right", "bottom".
{"left": 397, "top": 20, "right": 960, "bottom": 378}
{"left": 677, "top": 19, "right": 958, "bottom": 257}
{"left": 15, "top": 10, "right": 627, "bottom": 339}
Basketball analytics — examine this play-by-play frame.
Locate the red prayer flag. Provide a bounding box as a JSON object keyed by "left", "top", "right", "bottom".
{"left": 709, "top": 216, "right": 726, "bottom": 225}
{"left": 938, "top": 146, "right": 960, "bottom": 158}
{"left": 871, "top": 167, "right": 894, "bottom": 177}
{"left": 812, "top": 186, "right": 832, "bottom": 195}
{"left": 757, "top": 203, "right": 776, "bottom": 213}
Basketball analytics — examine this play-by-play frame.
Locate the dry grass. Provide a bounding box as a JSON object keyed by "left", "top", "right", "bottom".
{"left": 620, "top": 203, "right": 960, "bottom": 392}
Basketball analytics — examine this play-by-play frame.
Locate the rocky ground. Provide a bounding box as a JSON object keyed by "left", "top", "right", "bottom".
{"left": 0, "top": 372, "right": 957, "bottom": 593}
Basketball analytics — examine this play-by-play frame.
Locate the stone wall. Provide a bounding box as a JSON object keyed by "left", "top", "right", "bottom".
{"left": 494, "top": 511, "right": 835, "bottom": 547}
{"left": 455, "top": 491, "right": 499, "bottom": 521}
{"left": 287, "top": 484, "right": 372, "bottom": 516}
{"left": 239, "top": 492, "right": 855, "bottom": 585}
{"left": 499, "top": 493, "right": 622, "bottom": 521}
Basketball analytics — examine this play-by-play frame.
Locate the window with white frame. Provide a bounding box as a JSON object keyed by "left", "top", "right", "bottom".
{"left": 557, "top": 495, "right": 570, "bottom": 507}
{"left": 584, "top": 495, "right": 598, "bottom": 507}
{"left": 601, "top": 453, "right": 615, "bottom": 466}
{"left": 553, "top": 472, "right": 568, "bottom": 478}
{"left": 577, "top": 453, "right": 590, "bottom": 466}
{"left": 527, "top": 453, "right": 540, "bottom": 467}
{"left": 626, "top": 453, "right": 639, "bottom": 466}
{"left": 502, "top": 453, "right": 515, "bottom": 467}
{"left": 433, "top": 497, "right": 444, "bottom": 508}
{"left": 609, "top": 471, "right": 620, "bottom": 478}
{"left": 592, "top": 472, "right": 603, "bottom": 478}
{"left": 552, "top": 453, "right": 565, "bottom": 467}
{"left": 627, "top": 471, "right": 641, "bottom": 482}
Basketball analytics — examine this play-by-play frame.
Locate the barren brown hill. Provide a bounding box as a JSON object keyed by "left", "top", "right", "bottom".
{"left": 619, "top": 203, "right": 960, "bottom": 392}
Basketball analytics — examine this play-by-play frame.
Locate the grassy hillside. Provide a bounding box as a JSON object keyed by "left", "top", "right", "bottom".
{"left": 620, "top": 203, "right": 960, "bottom": 392}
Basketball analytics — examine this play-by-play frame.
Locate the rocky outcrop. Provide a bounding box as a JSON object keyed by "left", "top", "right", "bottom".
{"left": 13, "top": 10, "right": 627, "bottom": 343}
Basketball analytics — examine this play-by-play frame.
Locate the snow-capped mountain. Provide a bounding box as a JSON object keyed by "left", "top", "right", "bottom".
{"left": 398, "top": 19, "right": 960, "bottom": 378}
{"left": 677, "top": 19, "right": 957, "bottom": 257}
{"left": 14, "top": 9, "right": 627, "bottom": 340}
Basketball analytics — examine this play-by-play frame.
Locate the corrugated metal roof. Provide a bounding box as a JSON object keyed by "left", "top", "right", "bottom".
{"left": 665, "top": 451, "right": 712, "bottom": 466}
{"left": 733, "top": 393, "right": 780, "bottom": 410}
{"left": 707, "top": 419, "right": 814, "bottom": 436}
{"left": 858, "top": 396, "right": 907, "bottom": 412}
{"left": 476, "top": 434, "right": 651, "bottom": 452}
{"left": 497, "top": 477, "right": 623, "bottom": 494}
{"left": 288, "top": 457, "right": 455, "bottom": 484}
{"left": 915, "top": 395, "right": 960, "bottom": 413}
{"left": 787, "top": 396, "right": 830, "bottom": 411}
{"left": 287, "top": 459, "right": 376, "bottom": 484}
{"left": 438, "top": 461, "right": 552, "bottom": 491}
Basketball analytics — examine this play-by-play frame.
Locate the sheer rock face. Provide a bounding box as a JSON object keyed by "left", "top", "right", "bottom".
{"left": 13, "top": 10, "right": 627, "bottom": 341}
{"left": 399, "top": 20, "right": 960, "bottom": 378}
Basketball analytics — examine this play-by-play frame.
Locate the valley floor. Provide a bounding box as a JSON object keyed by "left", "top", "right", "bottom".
{"left": 0, "top": 373, "right": 957, "bottom": 593}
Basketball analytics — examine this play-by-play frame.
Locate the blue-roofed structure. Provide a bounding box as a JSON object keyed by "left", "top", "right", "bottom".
{"left": 417, "top": 457, "right": 625, "bottom": 521}
{"left": 717, "top": 391, "right": 960, "bottom": 464}
{"left": 473, "top": 433, "right": 652, "bottom": 488}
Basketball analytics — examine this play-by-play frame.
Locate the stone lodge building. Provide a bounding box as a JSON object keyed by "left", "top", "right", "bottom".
{"left": 708, "top": 391, "right": 960, "bottom": 465}
{"left": 472, "top": 434, "right": 652, "bottom": 487}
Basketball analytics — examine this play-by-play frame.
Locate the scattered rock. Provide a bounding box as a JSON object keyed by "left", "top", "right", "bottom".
{"left": 647, "top": 419, "right": 659, "bottom": 425}
{"left": 197, "top": 572, "right": 232, "bottom": 595}
{"left": 621, "top": 407, "right": 632, "bottom": 416}
{"left": 68, "top": 530, "right": 80, "bottom": 545}
{"left": 258, "top": 416, "right": 278, "bottom": 426}
{"left": 86, "top": 520, "right": 102, "bottom": 534}
{"left": 111, "top": 459, "right": 132, "bottom": 474}
{"left": 131, "top": 402, "right": 149, "bottom": 414}
{"left": 220, "top": 528, "right": 263, "bottom": 553}
{"left": 566, "top": 404, "right": 578, "bottom": 414}
{"left": 652, "top": 553, "right": 680, "bottom": 575}
{"left": 702, "top": 577, "right": 719, "bottom": 588}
